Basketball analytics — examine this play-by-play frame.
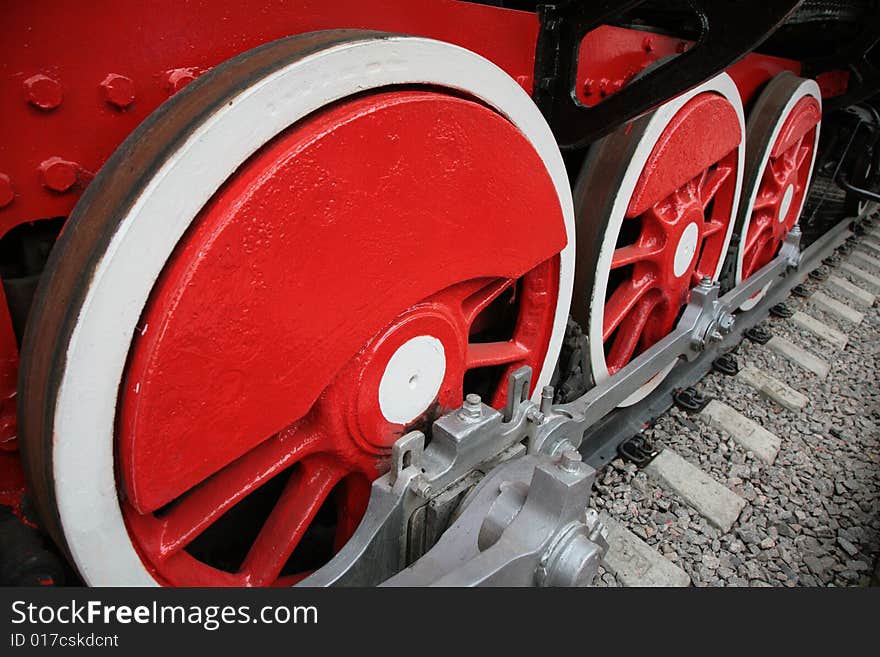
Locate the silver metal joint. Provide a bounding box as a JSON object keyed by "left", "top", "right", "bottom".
{"left": 540, "top": 385, "right": 554, "bottom": 415}
{"left": 558, "top": 449, "right": 582, "bottom": 473}
{"left": 459, "top": 393, "right": 483, "bottom": 421}
{"left": 526, "top": 407, "right": 545, "bottom": 425}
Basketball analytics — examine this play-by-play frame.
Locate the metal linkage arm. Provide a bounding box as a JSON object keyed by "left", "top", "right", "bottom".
{"left": 383, "top": 452, "right": 607, "bottom": 587}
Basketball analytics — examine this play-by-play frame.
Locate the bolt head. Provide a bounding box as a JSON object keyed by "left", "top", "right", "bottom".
{"left": 23, "top": 74, "right": 63, "bottom": 110}
{"left": 101, "top": 74, "right": 135, "bottom": 109}
{"left": 0, "top": 174, "right": 14, "bottom": 208}
{"left": 559, "top": 449, "right": 582, "bottom": 473}
{"left": 39, "top": 157, "right": 78, "bottom": 192}
{"left": 459, "top": 393, "right": 483, "bottom": 421}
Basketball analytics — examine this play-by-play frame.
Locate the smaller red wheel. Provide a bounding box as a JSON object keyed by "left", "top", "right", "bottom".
{"left": 573, "top": 73, "right": 744, "bottom": 406}
{"left": 733, "top": 73, "right": 821, "bottom": 310}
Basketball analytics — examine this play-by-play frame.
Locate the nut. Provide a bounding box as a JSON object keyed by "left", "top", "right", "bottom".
{"left": 100, "top": 74, "right": 135, "bottom": 109}
{"left": 23, "top": 74, "right": 63, "bottom": 110}
{"left": 39, "top": 157, "right": 78, "bottom": 192}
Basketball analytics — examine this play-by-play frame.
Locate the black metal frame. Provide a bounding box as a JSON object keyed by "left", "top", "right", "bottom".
{"left": 803, "top": 4, "right": 880, "bottom": 114}
{"left": 532, "top": 0, "right": 804, "bottom": 150}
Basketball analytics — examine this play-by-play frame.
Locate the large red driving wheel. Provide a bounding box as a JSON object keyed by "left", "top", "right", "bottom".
{"left": 573, "top": 73, "right": 744, "bottom": 406}
{"left": 733, "top": 72, "right": 821, "bottom": 310}
{"left": 17, "top": 33, "right": 574, "bottom": 586}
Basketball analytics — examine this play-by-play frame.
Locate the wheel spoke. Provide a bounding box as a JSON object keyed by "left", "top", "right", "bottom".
{"left": 461, "top": 278, "right": 516, "bottom": 327}
{"left": 611, "top": 243, "right": 663, "bottom": 269}
{"left": 699, "top": 164, "right": 732, "bottom": 210}
{"left": 743, "top": 229, "right": 775, "bottom": 276}
{"left": 466, "top": 340, "right": 530, "bottom": 369}
{"left": 782, "top": 134, "right": 806, "bottom": 170}
{"left": 240, "top": 456, "right": 344, "bottom": 586}
{"left": 430, "top": 277, "right": 515, "bottom": 331}
{"left": 154, "top": 421, "right": 324, "bottom": 557}
{"left": 794, "top": 143, "right": 811, "bottom": 170}
{"left": 752, "top": 187, "right": 778, "bottom": 211}
{"left": 701, "top": 220, "right": 726, "bottom": 239}
{"left": 743, "top": 220, "right": 772, "bottom": 259}
{"left": 333, "top": 475, "right": 371, "bottom": 552}
{"left": 603, "top": 277, "right": 653, "bottom": 341}
{"left": 605, "top": 295, "right": 658, "bottom": 374}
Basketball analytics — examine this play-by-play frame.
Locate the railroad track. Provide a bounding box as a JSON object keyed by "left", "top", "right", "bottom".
{"left": 592, "top": 212, "right": 880, "bottom": 587}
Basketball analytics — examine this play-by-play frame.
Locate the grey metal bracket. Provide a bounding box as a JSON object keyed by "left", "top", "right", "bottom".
{"left": 382, "top": 452, "right": 607, "bottom": 587}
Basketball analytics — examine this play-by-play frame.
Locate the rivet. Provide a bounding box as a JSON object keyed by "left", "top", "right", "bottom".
{"left": 23, "top": 74, "right": 63, "bottom": 110}
{"left": 39, "top": 157, "right": 79, "bottom": 192}
{"left": 642, "top": 37, "right": 654, "bottom": 53}
{"left": 166, "top": 67, "right": 200, "bottom": 94}
{"left": 676, "top": 41, "right": 689, "bottom": 54}
{"left": 100, "top": 73, "right": 135, "bottom": 109}
{"left": 0, "top": 174, "right": 14, "bottom": 208}
{"left": 582, "top": 78, "right": 594, "bottom": 97}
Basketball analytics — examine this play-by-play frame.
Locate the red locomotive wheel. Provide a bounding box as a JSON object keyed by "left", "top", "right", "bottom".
{"left": 18, "top": 33, "right": 574, "bottom": 586}
{"left": 732, "top": 72, "right": 821, "bottom": 310}
{"left": 572, "top": 73, "right": 744, "bottom": 406}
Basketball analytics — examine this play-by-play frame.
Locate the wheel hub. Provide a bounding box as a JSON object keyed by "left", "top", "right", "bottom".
{"left": 673, "top": 221, "right": 700, "bottom": 278}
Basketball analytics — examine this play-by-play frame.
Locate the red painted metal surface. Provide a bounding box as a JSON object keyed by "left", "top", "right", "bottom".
{"left": 815, "top": 70, "right": 850, "bottom": 99}
{"left": 603, "top": 93, "right": 741, "bottom": 374}
{"left": 741, "top": 96, "right": 820, "bottom": 281}
{"left": 576, "top": 25, "right": 806, "bottom": 111}
{"left": 118, "top": 90, "right": 564, "bottom": 585}
{"left": 0, "top": 0, "right": 833, "bottom": 581}
{"left": 0, "top": 0, "right": 540, "bottom": 238}
{"left": 0, "top": 285, "right": 18, "bottom": 452}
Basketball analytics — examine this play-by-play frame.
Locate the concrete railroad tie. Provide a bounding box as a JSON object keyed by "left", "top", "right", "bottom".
{"left": 600, "top": 514, "right": 691, "bottom": 587}
{"left": 839, "top": 261, "right": 880, "bottom": 292}
{"left": 790, "top": 311, "right": 848, "bottom": 350}
{"left": 699, "top": 400, "right": 781, "bottom": 465}
{"left": 645, "top": 448, "right": 746, "bottom": 533}
{"left": 738, "top": 365, "right": 810, "bottom": 411}
{"left": 766, "top": 336, "right": 831, "bottom": 379}
{"left": 809, "top": 291, "right": 865, "bottom": 325}
{"left": 850, "top": 249, "right": 880, "bottom": 272}
{"left": 857, "top": 238, "right": 880, "bottom": 257}
{"left": 825, "top": 274, "right": 876, "bottom": 308}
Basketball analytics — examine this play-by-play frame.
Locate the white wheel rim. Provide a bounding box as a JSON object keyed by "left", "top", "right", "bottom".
{"left": 588, "top": 73, "right": 745, "bottom": 407}
{"left": 51, "top": 35, "right": 576, "bottom": 585}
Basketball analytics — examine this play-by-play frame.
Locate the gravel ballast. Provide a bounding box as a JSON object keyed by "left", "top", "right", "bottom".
{"left": 592, "top": 240, "right": 880, "bottom": 587}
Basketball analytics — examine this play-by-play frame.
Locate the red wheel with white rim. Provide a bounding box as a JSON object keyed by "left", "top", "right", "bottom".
{"left": 18, "top": 32, "right": 574, "bottom": 586}
{"left": 733, "top": 72, "right": 821, "bottom": 311}
{"left": 572, "top": 73, "right": 744, "bottom": 406}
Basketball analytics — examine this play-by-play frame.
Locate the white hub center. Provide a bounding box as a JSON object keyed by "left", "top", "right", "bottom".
{"left": 673, "top": 222, "right": 700, "bottom": 278}
{"left": 378, "top": 335, "right": 446, "bottom": 424}
{"left": 779, "top": 184, "right": 794, "bottom": 223}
